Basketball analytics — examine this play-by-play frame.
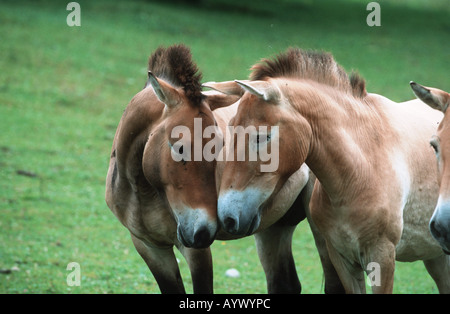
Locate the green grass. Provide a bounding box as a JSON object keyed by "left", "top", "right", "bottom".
{"left": 0, "top": 0, "right": 448, "bottom": 293}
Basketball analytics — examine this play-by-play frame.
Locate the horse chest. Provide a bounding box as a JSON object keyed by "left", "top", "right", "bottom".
{"left": 328, "top": 220, "right": 362, "bottom": 256}
{"left": 125, "top": 193, "right": 177, "bottom": 247}
{"left": 312, "top": 201, "right": 367, "bottom": 254}
{"left": 395, "top": 198, "right": 443, "bottom": 261}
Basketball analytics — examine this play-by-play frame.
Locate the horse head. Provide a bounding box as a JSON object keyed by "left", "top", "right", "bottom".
{"left": 411, "top": 81, "right": 450, "bottom": 254}
{"left": 141, "top": 45, "right": 238, "bottom": 248}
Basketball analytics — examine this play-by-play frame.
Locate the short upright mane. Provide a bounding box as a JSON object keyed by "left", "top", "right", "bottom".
{"left": 148, "top": 44, "right": 203, "bottom": 105}
{"left": 250, "top": 48, "right": 366, "bottom": 98}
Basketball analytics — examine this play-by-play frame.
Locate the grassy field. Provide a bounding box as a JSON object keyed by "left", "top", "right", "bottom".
{"left": 0, "top": 0, "right": 448, "bottom": 294}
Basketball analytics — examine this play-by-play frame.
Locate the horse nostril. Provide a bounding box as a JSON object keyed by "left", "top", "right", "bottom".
{"left": 224, "top": 217, "right": 237, "bottom": 233}
{"left": 430, "top": 220, "right": 442, "bottom": 239}
{"left": 193, "top": 227, "right": 211, "bottom": 248}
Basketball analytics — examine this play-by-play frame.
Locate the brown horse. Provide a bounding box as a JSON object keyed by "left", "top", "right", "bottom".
{"left": 216, "top": 48, "right": 450, "bottom": 293}
{"left": 410, "top": 82, "right": 450, "bottom": 255}
{"left": 204, "top": 80, "right": 344, "bottom": 293}
{"left": 105, "top": 44, "right": 319, "bottom": 293}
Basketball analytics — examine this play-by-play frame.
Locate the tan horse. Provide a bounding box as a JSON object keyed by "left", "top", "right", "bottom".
{"left": 204, "top": 81, "right": 344, "bottom": 294}
{"left": 105, "top": 44, "right": 319, "bottom": 293}
{"left": 410, "top": 82, "right": 450, "bottom": 255}
{"left": 216, "top": 48, "right": 450, "bottom": 293}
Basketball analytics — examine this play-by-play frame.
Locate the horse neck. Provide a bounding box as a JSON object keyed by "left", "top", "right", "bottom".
{"left": 288, "top": 81, "right": 394, "bottom": 203}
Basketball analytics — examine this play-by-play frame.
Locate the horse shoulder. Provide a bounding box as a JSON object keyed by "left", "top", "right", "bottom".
{"left": 105, "top": 88, "right": 171, "bottom": 243}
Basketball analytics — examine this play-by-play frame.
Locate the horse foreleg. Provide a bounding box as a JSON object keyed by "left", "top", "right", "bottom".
{"left": 131, "top": 234, "right": 185, "bottom": 294}
{"left": 178, "top": 246, "right": 213, "bottom": 294}
{"left": 326, "top": 243, "right": 366, "bottom": 294}
{"left": 423, "top": 254, "right": 450, "bottom": 294}
{"left": 307, "top": 216, "right": 345, "bottom": 293}
{"left": 364, "top": 240, "right": 396, "bottom": 294}
{"left": 254, "top": 224, "right": 301, "bottom": 294}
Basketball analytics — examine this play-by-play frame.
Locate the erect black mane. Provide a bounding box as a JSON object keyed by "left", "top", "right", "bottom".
{"left": 148, "top": 44, "right": 203, "bottom": 105}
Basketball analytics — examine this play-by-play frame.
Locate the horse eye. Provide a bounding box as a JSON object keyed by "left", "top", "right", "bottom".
{"left": 256, "top": 134, "right": 271, "bottom": 144}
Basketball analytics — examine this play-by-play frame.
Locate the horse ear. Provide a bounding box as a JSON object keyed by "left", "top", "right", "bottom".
{"left": 147, "top": 71, "right": 181, "bottom": 108}
{"left": 410, "top": 81, "right": 450, "bottom": 113}
{"left": 235, "top": 80, "right": 280, "bottom": 102}
{"left": 202, "top": 80, "right": 247, "bottom": 96}
{"left": 202, "top": 91, "right": 241, "bottom": 111}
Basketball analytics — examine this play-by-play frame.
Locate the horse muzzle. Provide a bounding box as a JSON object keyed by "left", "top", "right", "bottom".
{"left": 218, "top": 188, "right": 266, "bottom": 236}
{"left": 429, "top": 202, "right": 450, "bottom": 255}
{"left": 176, "top": 209, "right": 217, "bottom": 249}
